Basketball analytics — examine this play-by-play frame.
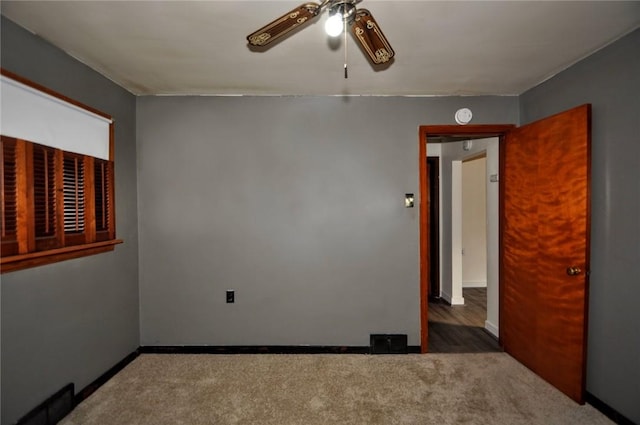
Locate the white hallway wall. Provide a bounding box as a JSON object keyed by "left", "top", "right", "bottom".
{"left": 462, "top": 156, "right": 488, "bottom": 288}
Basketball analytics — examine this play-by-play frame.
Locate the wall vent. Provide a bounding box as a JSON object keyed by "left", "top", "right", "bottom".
{"left": 17, "top": 383, "right": 74, "bottom": 425}
{"left": 370, "top": 334, "right": 408, "bottom": 354}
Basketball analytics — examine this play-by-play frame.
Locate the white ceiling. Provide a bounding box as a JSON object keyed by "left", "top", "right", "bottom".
{"left": 2, "top": 1, "right": 639, "bottom": 96}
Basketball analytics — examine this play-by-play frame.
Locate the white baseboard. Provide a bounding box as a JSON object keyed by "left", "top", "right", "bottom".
{"left": 450, "top": 296, "right": 465, "bottom": 305}
{"left": 485, "top": 320, "right": 499, "bottom": 338}
{"left": 462, "top": 281, "right": 487, "bottom": 288}
{"left": 441, "top": 291, "right": 452, "bottom": 304}
{"left": 441, "top": 291, "right": 465, "bottom": 305}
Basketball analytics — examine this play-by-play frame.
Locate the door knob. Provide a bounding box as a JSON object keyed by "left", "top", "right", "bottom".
{"left": 566, "top": 266, "right": 582, "bottom": 276}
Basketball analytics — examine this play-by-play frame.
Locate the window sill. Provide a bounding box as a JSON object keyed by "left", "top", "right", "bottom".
{"left": 1, "top": 239, "right": 123, "bottom": 274}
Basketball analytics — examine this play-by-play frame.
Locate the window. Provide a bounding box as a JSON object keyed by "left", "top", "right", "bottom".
{"left": 0, "top": 69, "right": 121, "bottom": 273}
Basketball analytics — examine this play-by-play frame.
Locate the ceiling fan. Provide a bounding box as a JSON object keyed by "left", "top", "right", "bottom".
{"left": 247, "top": 0, "right": 395, "bottom": 73}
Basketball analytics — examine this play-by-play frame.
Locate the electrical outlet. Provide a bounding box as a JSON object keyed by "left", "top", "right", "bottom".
{"left": 226, "top": 290, "right": 234, "bottom": 303}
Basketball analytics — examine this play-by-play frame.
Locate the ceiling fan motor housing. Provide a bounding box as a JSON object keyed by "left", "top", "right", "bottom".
{"left": 328, "top": 0, "right": 358, "bottom": 24}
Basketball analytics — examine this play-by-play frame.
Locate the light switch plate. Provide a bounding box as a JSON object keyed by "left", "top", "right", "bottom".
{"left": 405, "top": 193, "right": 414, "bottom": 208}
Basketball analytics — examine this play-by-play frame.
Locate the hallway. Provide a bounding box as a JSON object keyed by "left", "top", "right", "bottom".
{"left": 428, "top": 288, "right": 501, "bottom": 353}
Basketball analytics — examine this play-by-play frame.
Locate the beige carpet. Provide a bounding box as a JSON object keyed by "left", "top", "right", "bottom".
{"left": 60, "top": 353, "right": 612, "bottom": 425}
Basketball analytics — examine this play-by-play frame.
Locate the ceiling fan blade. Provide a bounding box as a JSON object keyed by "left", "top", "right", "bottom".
{"left": 350, "top": 9, "right": 395, "bottom": 65}
{"left": 247, "top": 3, "right": 321, "bottom": 47}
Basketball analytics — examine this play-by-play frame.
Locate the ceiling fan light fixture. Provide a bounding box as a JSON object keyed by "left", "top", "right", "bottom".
{"left": 325, "top": 12, "right": 344, "bottom": 36}
{"left": 324, "top": 1, "right": 357, "bottom": 36}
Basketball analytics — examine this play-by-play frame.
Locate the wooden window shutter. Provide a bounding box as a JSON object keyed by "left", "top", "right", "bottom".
{"left": 94, "top": 159, "right": 114, "bottom": 241}
{"left": 1, "top": 137, "right": 19, "bottom": 256}
{"left": 62, "top": 152, "right": 87, "bottom": 246}
{"left": 33, "top": 143, "right": 62, "bottom": 251}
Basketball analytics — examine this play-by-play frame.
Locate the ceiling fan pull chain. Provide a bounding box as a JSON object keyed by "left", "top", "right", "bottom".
{"left": 344, "top": 16, "right": 348, "bottom": 79}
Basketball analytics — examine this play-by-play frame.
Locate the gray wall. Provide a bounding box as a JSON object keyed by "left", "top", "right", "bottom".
{"left": 520, "top": 28, "right": 640, "bottom": 423}
{"left": 136, "top": 95, "right": 517, "bottom": 347}
{"left": 0, "top": 17, "right": 139, "bottom": 425}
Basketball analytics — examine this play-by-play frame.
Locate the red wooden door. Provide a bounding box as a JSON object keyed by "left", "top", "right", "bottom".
{"left": 501, "top": 104, "right": 591, "bottom": 403}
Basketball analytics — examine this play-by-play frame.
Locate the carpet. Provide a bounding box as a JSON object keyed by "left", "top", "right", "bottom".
{"left": 60, "top": 353, "right": 612, "bottom": 425}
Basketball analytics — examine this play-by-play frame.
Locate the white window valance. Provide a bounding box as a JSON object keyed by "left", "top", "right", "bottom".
{"left": 1, "top": 75, "right": 112, "bottom": 160}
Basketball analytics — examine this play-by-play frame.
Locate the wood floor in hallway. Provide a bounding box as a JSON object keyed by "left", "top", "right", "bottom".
{"left": 428, "top": 288, "right": 502, "bottom": 353}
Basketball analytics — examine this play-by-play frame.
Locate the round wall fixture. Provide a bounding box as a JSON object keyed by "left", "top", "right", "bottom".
{"left": 455, "top": 108, "right": 473, "bottom": 125}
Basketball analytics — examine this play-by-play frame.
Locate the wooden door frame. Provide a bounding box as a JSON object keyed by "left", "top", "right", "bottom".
{"left": 419, "top": 124, "right": 515, "bottom": 353}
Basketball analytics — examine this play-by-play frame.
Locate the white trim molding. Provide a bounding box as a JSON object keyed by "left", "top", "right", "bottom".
{"left": 485, "top": 320, "right": 499, "bottom": 338}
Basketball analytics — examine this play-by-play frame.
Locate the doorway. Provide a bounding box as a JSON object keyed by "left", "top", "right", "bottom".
{"left": 419, "top": 125, "right": 514, "bottom": 352}
{"left": 426, "top": 142, "right": 500, "bottom": 353}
